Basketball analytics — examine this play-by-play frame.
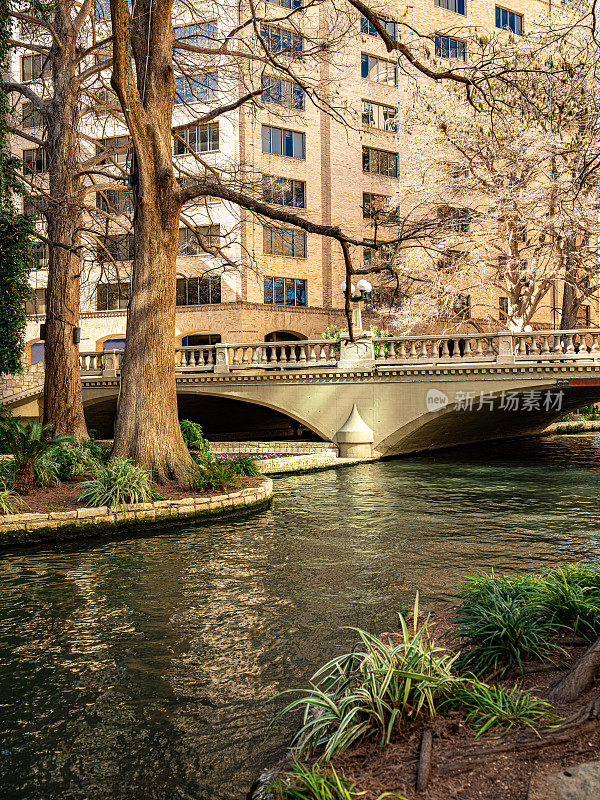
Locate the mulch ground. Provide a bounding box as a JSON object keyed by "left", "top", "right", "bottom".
{"left": 278, "top": 608, "right": 600, "bottom": 800}
{"left": 13, "top": 476, "right": 263, "bottom": 514}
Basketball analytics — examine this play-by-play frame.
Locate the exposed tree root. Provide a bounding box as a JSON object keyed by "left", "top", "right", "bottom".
{"left": 416, "top": 729, "right": 433, "bottom": 792}
{"left": 436, "top": 697, "right": 600, "bottom": 776}
{"left": 548, "top": 636, "right": 600, "bottom": 704}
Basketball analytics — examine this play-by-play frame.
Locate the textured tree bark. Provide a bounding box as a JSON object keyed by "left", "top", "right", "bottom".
{"left": 42, "top": 2, "right": 88, "bottom": 440}
{"left": 109, "top": 0, "right": 192, "bottom": 482}
{"left": 560, "top": 278, "right": 578, "bottom": 331}
{"left": 548, "top": 636, "right": 600, "bottom": 705}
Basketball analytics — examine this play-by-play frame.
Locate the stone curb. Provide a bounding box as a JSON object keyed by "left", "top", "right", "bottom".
{"left": 258, "top": 452, "right": 338, "bottom": 474}
{"left": 0, "top": 477, "right": 273, "bottom": 549}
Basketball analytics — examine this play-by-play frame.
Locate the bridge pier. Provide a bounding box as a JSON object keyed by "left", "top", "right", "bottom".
{"left": 334, "top": 404, "right": 374, "bottom": 458}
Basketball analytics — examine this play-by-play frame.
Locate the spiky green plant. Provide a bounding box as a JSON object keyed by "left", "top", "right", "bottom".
{"left": 77, "top": 458, "right": 159, "bottom": 509}
{"left": 445, "top": 680, "right": 556, "bottom": 737}
{"left": 49, "top": 443, "right": 101, "bottom": 482}
{"left": 534, "top": 564, "right": 600, "bottom": 638}
{"left": 453, "top": 592, "right": 561, "bottom": 675}
{"left": 180, "top": 419, "right": 209, "bottom": 459}
{"left": 0, "top": 418, "right": 74, "bottom": 494}
{"left": 189, "top": 459, "right": 236, "bottom": 492}
{"left": 223, "top": 454, "right": 259, "bottom": 476}
{"left": 0, "top": 482, "right": 22, "bottom": 515}
{"left": 272, "top": 758, "right": 405, "bottom": 800}
{"left": 278, "top": 600, "right": 460, "bottom": 760}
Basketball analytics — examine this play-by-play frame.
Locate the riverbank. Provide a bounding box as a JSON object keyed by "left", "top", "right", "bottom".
{"left": 543, "top": 419, "right": 600, "bottom": 435}
{"left": 0, "top": 475, "right": 273, "bottom": 549}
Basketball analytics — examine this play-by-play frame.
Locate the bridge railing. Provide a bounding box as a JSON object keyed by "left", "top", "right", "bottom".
{"left": 74, "top": 328, "right": 600, "bottom": 379}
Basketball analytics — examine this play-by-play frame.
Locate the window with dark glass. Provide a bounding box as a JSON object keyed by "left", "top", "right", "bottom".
{"left": 174, "top": 21, "right": 218, "bottom": 47}
{"left": 269, "top": 0, "right": 303, "bottom": 9}
{"left": 262, "top": 175, "right": 306, "bottom": 208}
{"left": 29, "top": 242, "right": 49, "bottom": 270}
{"left": 499, "top": 296, "right": 508, "bottom": 322}
{"left": 439, "top": 206, "right": 470, "bottom": 232}
{"left": 21, "top": 102, "right": 44, "bottom": 129}
{"left": 361, "top": 100, "right": 397, "bottom": 131}
{"left": 23, "top": 195, "right": 45, "bottom": 220}
{"left": 495, "top": 6, "right": 523, "bottom": 34}
{"left": 264, "top": 276, "right": 306, "bottom": 306}
{"left": 96, "top": 190, "right": 133, "bottom": 214}
{"left": 97, "top": 233, "right": 135, "bottom": 262}
{"left": 455, "top": 293, "right": 471, "bottom": 318}
{"left": 174, "top": 122, "right": 219, "bottom": 154}
{"left": 438, "top": 249, "right": 464, "bottom": 271}
{"left": 22, "top": 148, "right": 47, "bottom": 175}
{"left": 363, "top": 192, "right": 389, "bottom": 219}
{"left": 362, "top": 146, "right": 398, "bottom": 177}
{"left": 176, "top": 276, "right": 221, "bottom": 305}
{"left": 361, "top": 54, "right": 397, "bottom": 85}
{"left": 434, "top": 0, "right": 465, "bottom": 14}
{"left": 360, "top": 14, "right": 397, "bottom": 39}
{"left": 175, "top": 72, "right": 218, "bottom": 103}
{"left": 178, "top": 225, "right": 220, "bottom": 255}
{"left": 434, "top": 35, "right": 466, "bottom": 60}
{"left": 577, "top": 304, "right": 591, "bottom": 326}
{"left": 262, "top": 125, "right": 305, "bottom": 159}
{"left": 260, "top": 24, "right": 303, "bottom": 55}
{"left": 21, "top": 54, "right": 43, "bottom": 82}
{"left": 25, "top": 287, "right": 46, "bottom": 315}
{"left": 263, "top": 225, "right": 306, "bottom": 257}
{"left": 262, "top": 76, "right": 304, "bottom": 109}
{"left": 96, "top": 282, "right": 131, "bottom": 310}
{"left": 97, "top": 135, "right": 132, "bottom": 165}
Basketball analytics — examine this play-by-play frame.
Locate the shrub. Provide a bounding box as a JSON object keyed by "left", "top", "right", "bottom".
{"left": 272, "top": 759, "right": 394, "bottom": 800}
{"left": 224, "top": 454, "right": 259, "bottom": 476}
{"left": 535, "top": 564, "right": 600, "bottom": 638}
{"left": 180, "top": 419, "right": 209, "bottom": 459}
{"left": 77, "top": 458, "right": 158, "bottom": 509}
{"left": 445, "top": 680, "right": 556, "bottom": 737}
{"left": 453, "top": 591, "right": 562, "bottom": 675}
{"left": 0, "top": 418, "right": 74, "bottom": 494}
{"left": 189, "top": 459, "right": 236, "bottom": 493}
{"left": 278, "top": 604, "right": 459, "bottom": 760}
{"left": 0, "top": 483, "right": 22, "bottom": 515}
{"left": 81, "top": 436, "right": 110, "bottom": 464}
{"left": 50, "top": 443, "right": 102, "bottom": 482}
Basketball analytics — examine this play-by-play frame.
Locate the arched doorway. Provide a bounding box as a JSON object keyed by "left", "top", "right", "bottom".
{"left": 102, "top": 337, "right": 126, "bottom": 350}
{"left": 181, "top": 333, "right": 222, "bottom": 346}
{"left": 264, "top": 331, "right": 306, "bottom": 342}
{"left": 30, "top": 341, "right": 44, "bottom": 365}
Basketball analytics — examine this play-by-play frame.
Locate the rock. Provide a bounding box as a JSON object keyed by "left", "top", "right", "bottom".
{"left": 528, "top": 761, "right": 600, "bottom": 800}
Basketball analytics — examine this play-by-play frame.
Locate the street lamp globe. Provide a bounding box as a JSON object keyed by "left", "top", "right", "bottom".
{"left": 340, "top": 281, "right": 356, "bottom": 294}
{"left": 524, "top": 325, "right": 533, "bottom": 333}
{"left": 356, "top": 279, "right": 372, "bottom": 293}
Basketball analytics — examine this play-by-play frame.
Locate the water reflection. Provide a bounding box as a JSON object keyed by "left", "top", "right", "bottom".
{"left": 1, "top": 435, "right": 600, "bottom": 800}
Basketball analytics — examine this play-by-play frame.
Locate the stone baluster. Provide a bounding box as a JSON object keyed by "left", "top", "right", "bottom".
{"left": 440, "top": 339, "right": 449, "bottom": 358}
{"left": 298, "top": 343, "right": 307, "bottom": 364}
{"left": 565, "top": 334, "right": 575, "bottom": 354}
{"left": 475, "top": 338, "right": 483, "bottom": 356}
{"left": 309, "top": 344, "right": 317, "bottom": 363}
{"left": 592, "top": 334, "right": 600, "bottom": 354}
{"left": 540, "top": 335, "right": 550, "bottom": 356}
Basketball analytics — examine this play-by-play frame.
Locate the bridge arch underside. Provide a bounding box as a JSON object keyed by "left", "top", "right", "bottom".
{"left": 377, "top": 385, "right": 600, "bottom": 457}
{"left": 82, "top": 390, "right": 326, "bottom": 441}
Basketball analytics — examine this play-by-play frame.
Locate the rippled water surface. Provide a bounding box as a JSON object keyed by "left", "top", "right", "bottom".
{"left": 2, "top": 435, "right": 600, "bottom": 800}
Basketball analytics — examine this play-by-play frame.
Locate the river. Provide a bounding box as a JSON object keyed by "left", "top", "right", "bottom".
{"left": 1, "top": 434, "right": 600, "bottom": 800}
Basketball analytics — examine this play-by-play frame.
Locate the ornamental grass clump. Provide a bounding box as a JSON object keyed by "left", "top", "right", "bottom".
{"left": 272, "top": 759, "right": 400, "bottom": 800}
{"left": 189, "top": 459, "right": 236, "bottom": 493}
{"left": 77, "top": 458, "right": 158, "bottom": 509}
{"left": 222, "top": 454, "right": 259, "bottom": 476}
{"left": 0, "top": 418, "right": 74, "bottom": 494}
{"left": 535, "top": 564, "right": 600, "bottom": 638}
{"left": 50, "top": 443, "right": 102, "bottom": 481}
{"left": 0, "top": 483, "right": 22, "bottom": 515}
{"left": 278, "top": 602, "right": 459, "bottom": 760}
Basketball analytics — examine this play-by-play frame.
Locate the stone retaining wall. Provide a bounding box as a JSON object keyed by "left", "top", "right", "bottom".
{"left": 543, "top": 420, "right": 600, "bottom": 434}
{"left": 258, "top": 452, "right": 338, "bottom": 474}
{"left": 208, "top": 441, "right": 337, "bottom": 455}
{"left": 0, "top": 477, "right": 273, "bottom": 548}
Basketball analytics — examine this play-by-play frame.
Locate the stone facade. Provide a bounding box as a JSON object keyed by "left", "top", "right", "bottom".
{"left": 0, "top": 477, "right": 273, "bottom": 548}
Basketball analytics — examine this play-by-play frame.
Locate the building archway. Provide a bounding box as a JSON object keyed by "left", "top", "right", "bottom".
{"left": 96, "top": 333, "right": 127, "bottom": 350}
{"left": 26, "top": 338, "right": 44, "bottom": 365}
{"left": 179, "top": 332, "right": 222, "bottom": 347}
{"left": 264, "top": 330, "right": 306, "bottom": 342}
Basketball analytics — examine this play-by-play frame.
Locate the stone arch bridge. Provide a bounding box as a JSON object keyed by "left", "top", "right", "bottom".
{"left": 3, "top": 328, "right": 600, "bottom": 457}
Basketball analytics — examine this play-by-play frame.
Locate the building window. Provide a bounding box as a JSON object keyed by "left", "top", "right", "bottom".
{"left": 262, "top": 175, "right": 306, "bottom": 208}
{"left": 29, "top": 242, "right": 49, "bottom": 270}
{"left": 495, "top": 6, "right": 523, "bottom": 33}
{"left": 175, "top": 72, "right": 218, "bottom": 103}
{"left": 260, "top": 24, "right": 303, "bottom": 56}
{"left": 96, "top": 282, "right": 131, "bottom": 310}
{"left": 264, "top": 276, "right": 306, "bottom": 306}
{"left": 178, "top": 225, "right": 220, "bottom": 255}
{"left": 97, "top": 233, "right": 135, "bottom": 262}
{"left": 516, "top": 224, "right": 527, "bottom": 242}
{"left": 174, "top": 122, "right": 219, "bottom": 154}
{"left": 97, "top": 135, "right": 132, "bottom": 165}
{"left": 499, "top": 296, "right": 508, "bottom": 322}
{"left": 262, "top": 125, "right": 305, "bottom": 159}
{"left": 364, "top": 244, "right": 394, "bottom": 265}
{"left": 361, "top": 100, "right": 397, "bottom": 131}
{"left": 22, "top": 148, "right": 47, "bottom": 175}
{"left": 23, "top": 195, "right": 45, "bottom": 220}
{"left": 21, "top": 54, "right": 43, "bottom": 82}
{"left": 263, "top": 225, "right": 307, "bottom": 258}
{"left": 269, "top": 0, "right": 303, "bottom": 9}
{"left": 96, "top": 190, "right": 133, "bottom": 214}
{"left": 454, "top": 293, "right": 471, "bottom": 319}
{"left": 435, "top": 0, "right": 465, "bottom": 14}
{"left": 176, "top": 276, "right": 221, "bottom": 305}
{"left": 261, "top": 76, "right": 304, "bottom": 109}
{"left": 577, "top": 304, "right": 591, "bottom": 326}
{"left": 21, "top": 102, "right": 43, "bottom": 129}
{"left": 440, "top": 206, "right": 470, "bottom": 232}
{"left": 25, "top": 287, "right": 46, "bottom": 315}
{"left": 434, "top": 35, "right": 466, "bottom": 60}
{"left": 363, "top": 192, "right": 389, "bottom": 219}
{"left": 438, "top": 249, "right": 464, "bottom": 271}
{"left": 361, "top": 54, "right": 398, "bottom": 85}
{"left": 174, "top": 21, "right": 218, "bottom": 47}
{"left": 360, "top": 14, "right": 397, "bottom": 38}
{"left": 362, "top": 146, "right": 398, "bottom": 177}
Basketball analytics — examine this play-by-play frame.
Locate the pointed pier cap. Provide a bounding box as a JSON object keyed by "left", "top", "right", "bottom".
{"left": 335, "top": 404, "right": 374, "bottom": 444}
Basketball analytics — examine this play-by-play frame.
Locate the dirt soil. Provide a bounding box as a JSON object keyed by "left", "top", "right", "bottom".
{"left": 11, "top": 476, "right": 263, "bottom": 514}
{"left": 285, "top": 609, "right": 600, "bottom": 800}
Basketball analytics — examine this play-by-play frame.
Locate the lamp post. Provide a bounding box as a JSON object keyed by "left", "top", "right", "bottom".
{"left": 340, "top": 279, "right": 372, "bottom": 335}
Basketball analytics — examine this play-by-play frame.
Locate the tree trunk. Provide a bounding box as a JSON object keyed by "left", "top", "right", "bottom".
{"left": 14, "top": 461, "right": 34, "bottom": 495}
{"left": 42, "top": 3, "right": 88, "bottom": 440}
{"left": 548, "top": 635, "right": 600, "bottom": 705}
{"left": 560, "top": 280, "right": 578, "bottom": 330}
{"left": 109, "top": 0, "right": 192, "bottom": 482}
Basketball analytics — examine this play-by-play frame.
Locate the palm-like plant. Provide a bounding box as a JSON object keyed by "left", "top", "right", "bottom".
{"left": 0, "top": 419, "right": 74, "bottom": 494}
